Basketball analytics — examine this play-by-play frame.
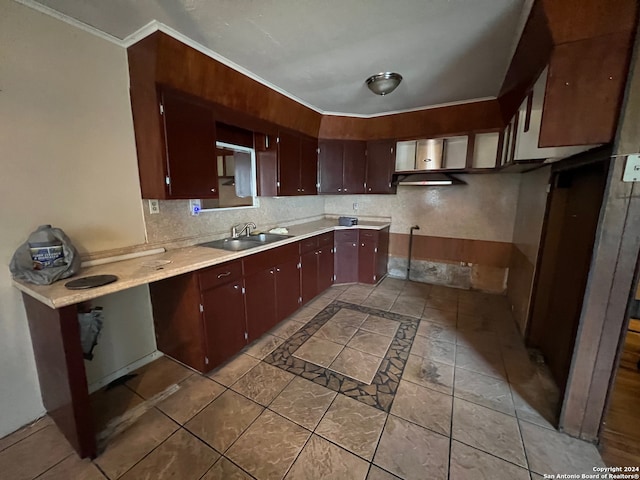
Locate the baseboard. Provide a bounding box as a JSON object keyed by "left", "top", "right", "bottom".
{"left": 87, "top": 351, "right": 163, "bottom": 393}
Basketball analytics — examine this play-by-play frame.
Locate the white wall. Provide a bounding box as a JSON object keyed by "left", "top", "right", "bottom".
{"left": 0, "top": 0, "right": 155, "bottom": 437}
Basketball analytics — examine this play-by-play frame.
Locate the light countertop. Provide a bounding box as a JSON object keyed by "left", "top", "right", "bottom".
{"left": 13, "top": 219, "right": 389, "bottom": 309}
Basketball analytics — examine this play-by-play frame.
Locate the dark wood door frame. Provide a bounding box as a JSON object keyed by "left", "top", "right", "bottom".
{"left": 526, "top": 157, "right": 610, "bottom": 399}
{"left": 558, "top": 25, "right": 640, "bottom": 441}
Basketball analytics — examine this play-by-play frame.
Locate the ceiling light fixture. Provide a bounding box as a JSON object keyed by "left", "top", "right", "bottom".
{"left": 366, "top": 72, "right": 403, "bottom": 96}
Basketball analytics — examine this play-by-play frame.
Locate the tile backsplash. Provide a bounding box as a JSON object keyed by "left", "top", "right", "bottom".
{"left": 143, "top": 196, "right": 325, "bottom": 246}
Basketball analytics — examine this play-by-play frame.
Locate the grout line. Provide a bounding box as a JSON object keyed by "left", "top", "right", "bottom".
{"left": 112, "top": 423, "right": 183, "bottom": 479}
{"left": 279, "top": 431, "right": 313, "bottom": 479}
{"left": 452, "top": 437, "right": 532, "bottom": 473}
{"left": 367, "top": 409, "right": 390, "bottom": 471}
{"left": 197, "top": 456, "right": 259, "bottom": 480}
{"left": 31, "top": 452, "right": 74, "bottom": 480}
{"left": 93, "top": 461, "right": 109, "bottom": 479}
{"left": 0, "top": 416, "right": 51, "bottom": 454}
{"left": 448, "top": 362, "right": 457, "bottom": 480}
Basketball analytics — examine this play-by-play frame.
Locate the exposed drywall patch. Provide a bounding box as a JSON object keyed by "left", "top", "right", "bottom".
{"left": 471, "top": 264, "right": 508, "bottom": 293}
{"left": 388, "top": 256, "right": 472, "bottom": 290}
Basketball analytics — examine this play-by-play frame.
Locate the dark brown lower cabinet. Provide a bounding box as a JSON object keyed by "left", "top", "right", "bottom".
{"left": 300, "top": 232, "right": 335, "bottom": 305}
{"left": 335, "top": 227, "right": 389, "bottom": 285}
{"left": 201, "top": 279, "right": 247, "bottom": 370}
{"left": 376, "top": 227, "right": 390, "bottom": 281}
{"left": 244, "top": 268, "right": 277, "bottom": 342}
{"left": 359, "top": 240, "right": 377, "bottom": 284}
{"left": 150, "top": 230, "right": 386, "bottom": 375}
{"left": 335, "top": 230, "right": 359, "bottom": 283}
{"left": 276, "top": 258, "right": 302, "bottom": 320}
{"left": 243, "top": 242, "right": 300, "bottom": 341}
{"left": 301, "top": 249, "right": 319, "bottom": 304}
{"left": 150, "top": 260, "right": 247, "bottom": 373}
{"left": 359, "top": 229, "right": 390, "bottom": 284}
{"left": 318, "top": 246, "right": 334, "bottom": 292}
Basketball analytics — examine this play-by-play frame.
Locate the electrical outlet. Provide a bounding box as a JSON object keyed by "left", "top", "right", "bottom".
{"left": 353, "top": 202, "right": 359, "bottom": 211}
{"left": 148, "top": 199, "right": 160, "bottom": 214}
{"left": 189, "top": 199, "right": 201, "bottom": 216}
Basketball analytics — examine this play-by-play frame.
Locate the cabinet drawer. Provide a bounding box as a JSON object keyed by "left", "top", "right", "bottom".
{"left": 335, "top": 229, "right": 358, "bottom": 244}
{"left": 243, "top": 242, "right": 299, "bottom": 276}
{"left": 199, "top": 261, "right": 242, "bottom": 291}
{"left": 318, "top": 232, "right": 334, "bottom": 248}
{"left": 359, "top": 230, "right": 379, "bottom": 245}
{"left": 299, "top": 236, "right": 319, "bottom": 254}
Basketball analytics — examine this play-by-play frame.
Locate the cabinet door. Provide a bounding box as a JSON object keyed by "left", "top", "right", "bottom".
{"left": 317, "top": 246, "right": 334, "bottom": 293}
{"left": 150, "top": 273, "right": 207, "bottom": 372}
{"left": 366, "top": 140, "right": 395, "bottom": 194}
{"left": 343, "top": 141, "right": 367, "bottom": 194}
{"left": 301, "top": 251, "right": 319, "bottom": 305}
{"left": 358, "top": 241, "right": 377, "bottom": 284}
{"left": 300, "top": 136, "right": 318, "bottom": 195}
{"left": 255, "top": 133, "right": 279, "bottom": 197}
{"left": 161, "top": 89, "right": 218, "bottom": 199}
{"left": 335, "top": 241, "right": 359, "bottom": 283}
{"left": 275, "top": 258, "right": 301, "bottom": 321}
{"left": 375, "top": 228, "right": 390, "bottom": 282}
{"left": 245, "top": 268, "right": 277, "bottom": 341}
{"left": 318, "top": 140, "right": 344, "bottom": 194}
{"left": 201, "top": 281, "right": 247, "bottom": 371}
{"left": 278, "top": 131, "right": 301, "bottom": 196}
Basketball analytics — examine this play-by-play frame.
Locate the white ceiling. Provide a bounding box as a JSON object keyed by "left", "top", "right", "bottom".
{"left": 29, "top": 0, "right": 529, "bottom": 116}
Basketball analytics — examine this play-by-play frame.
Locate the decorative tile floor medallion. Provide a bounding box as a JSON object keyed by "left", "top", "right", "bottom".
{"left": 263, "top": 301, "right": 419, "bottom": 412}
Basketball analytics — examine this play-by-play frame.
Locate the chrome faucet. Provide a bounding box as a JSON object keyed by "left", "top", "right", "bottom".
{"left": 232, "top": 222, "right": 257, "bottom": 238}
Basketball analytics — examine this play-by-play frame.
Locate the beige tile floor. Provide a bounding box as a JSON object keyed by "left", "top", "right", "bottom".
{"left": 0, "top": 279, "right": 607, "bottom": 480}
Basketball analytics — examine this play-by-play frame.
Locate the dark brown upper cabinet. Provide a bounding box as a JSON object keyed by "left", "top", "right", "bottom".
{"left": 128, "top": 75, "right": 219, "bottom": 199}
{"left": 318, "top": 140, "right": 366, "bottom": 194}
{"left": 160, "top": 89, "right": 219, "bottom": 199}
{"left": 256, "top": 130, "right": 318, "bottom": 196}
{"left": 365, "top": 140, "right": 395, "bottom": 194}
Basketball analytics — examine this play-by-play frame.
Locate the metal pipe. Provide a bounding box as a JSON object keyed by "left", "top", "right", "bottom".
{"left": 407, "top": 225, "right": 420, "bottom": 280}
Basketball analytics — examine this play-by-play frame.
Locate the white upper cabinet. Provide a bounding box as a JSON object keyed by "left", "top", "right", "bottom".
{"left": 473, "top": 132, "right": 501, "bottom": 168}
{"left": 395, "top": 133, "right": 499, "bottom": 171}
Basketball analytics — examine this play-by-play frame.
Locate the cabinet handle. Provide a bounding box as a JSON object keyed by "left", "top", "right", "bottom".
{"left": 315, "top": 251, "right": 319, "bottom": 255}
{"left": 217, "top": 271, "right": 231, "bottom": 278}
{"left": 233, "top": 284, "right": 239, "bottom": 290}
{"left": 211, "top": 188, "right": 216, "bottom": 192}
{"left": 297, "top": 188, "right": 301, "bottom": 192}
{"left": 276, "top": 268, "right": 281, "bottom": 272}
{"left": 352, "top": 243, "right": 356, "bottom": 247}
{"left": 344, "top": 188, "right": 348, "bottom": 192}
{"left": 270, "top": 269, "right": 274, "bottom": 274}
{"left": 362, "top": 243, "right": 365, "bottom": 247}
{"left": 338, "top": 188, "right": 342, "bottom": 192}
{"left": 368, "top": 187, "right": 372, "bottom": 192}
{"left": 301, "top": 188, "right": 305, "bottom": 192}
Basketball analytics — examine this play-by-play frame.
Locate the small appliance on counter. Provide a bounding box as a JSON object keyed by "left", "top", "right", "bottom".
{"left": 338, "top": 216, "right": 358, "bottom": 227}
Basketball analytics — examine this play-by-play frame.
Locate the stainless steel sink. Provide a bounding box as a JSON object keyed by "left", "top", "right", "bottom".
{"left": 247, "top": 233, "right": 292, "bottom": 243}
{"left": 199, "top": 238, "right": 258, "bottom": 251}
{"left": 200, "top": 233, "right": 292, "bottom": 251}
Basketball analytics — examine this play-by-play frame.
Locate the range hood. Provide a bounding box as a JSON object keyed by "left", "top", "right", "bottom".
{"left": 393, "top": 172, "right": 465, "bottom": 186}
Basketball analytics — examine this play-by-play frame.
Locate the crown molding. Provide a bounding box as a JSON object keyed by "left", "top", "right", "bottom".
{"left": 17, "top": 0, "right": 503, "bottom": 120}
{"left": 14, "top": 0, "right": 125, "bottom": 46}
{"left": 321, "top": 96, "right": 498, "bottom": 119}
